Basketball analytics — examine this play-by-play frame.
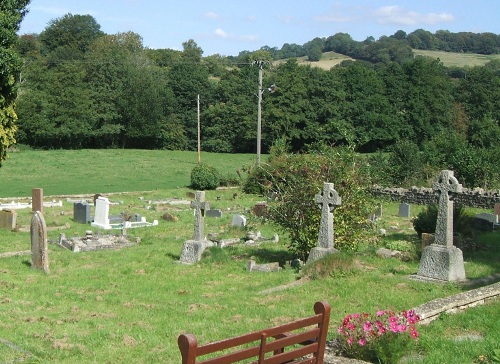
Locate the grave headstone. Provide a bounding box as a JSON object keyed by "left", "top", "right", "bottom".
{"left": 31, "top": 211, "right": 49, "bottom": 273}
{"left": 475, "top": 213, "right": 498, "bottom": 225}
{"left": 495, "top": 203, "right": 500, "bottom": 220}
{"left": 32, "top": 188, "right": 44, "bottom": 215}
{"left": 91, "top": 197, "right": 111, "bottom": 229}
{"left": 416, "top": 170, "right": 466, "bottom": 282}
{"left": 307, "top": 182, "right": 341, "bottom": 263}
{"left": 73, "top": 201, "right": 91, "bottom": 224}
{"left": 252, "top": 202, "right": 268, "bottom": 217}
{"left": 206, "top": 209, "right": 223, "bottom": 218}
{"left": 231, "top": 214, "right": 247, "bottom": 227}
{"left": 0, "top": 209, "right": 17, "bottom": 230}
{"left": 398, "top": 203, "right": 411, "bottom": 218}
{"left": 179, "top": 191, "right": 213, "bottom": 264}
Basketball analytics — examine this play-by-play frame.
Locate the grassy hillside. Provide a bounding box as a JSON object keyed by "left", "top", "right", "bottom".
{"left": 413, "top": 49, "right": 500, "bottom": 67}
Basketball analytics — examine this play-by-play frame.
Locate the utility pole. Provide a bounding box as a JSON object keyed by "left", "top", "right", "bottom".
{"left": 256, "top": 63, "right": 263, "bottom": 165}
{"left": 197, "top": 94, "right": 201, "bottom": 164}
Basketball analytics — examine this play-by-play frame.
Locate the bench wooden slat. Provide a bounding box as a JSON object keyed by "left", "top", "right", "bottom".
{"left": 178, "top": 301, "right": 331, "bottom": 364}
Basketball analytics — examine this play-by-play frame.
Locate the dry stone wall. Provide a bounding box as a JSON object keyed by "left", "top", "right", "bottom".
{"left": 371, "top": 185, "right": 500, "bottom": 209}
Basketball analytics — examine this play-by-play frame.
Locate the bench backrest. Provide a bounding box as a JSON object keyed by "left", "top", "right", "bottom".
{"left": 178, "top": 301, "right": 331, "bottom": 364}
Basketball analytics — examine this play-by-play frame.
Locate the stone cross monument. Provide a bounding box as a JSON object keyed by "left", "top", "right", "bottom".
{"left": 179, "top": 191, "right": 213, "bottom": 264}
{"left": 416, "top": 170, "right": 466, "bottom": 282}
{"left": 191, "top": 191, "right": 209, "bottom": 241}
{"left": 307, "top": 182, "right": 341, "bottom": 263}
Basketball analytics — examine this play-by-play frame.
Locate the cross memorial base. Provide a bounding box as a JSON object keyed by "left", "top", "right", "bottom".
{"left": 416, "top": 244, "right": 466, "bottom": 282}
{"left": 179, "top": 239, "right": 214, "bottom": 264}
{"left": 307, "top": 246, "right": 338, "bottom": 263}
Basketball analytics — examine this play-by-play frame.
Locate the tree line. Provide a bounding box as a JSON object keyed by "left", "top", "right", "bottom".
{"left": 6, "top": 13, "right": 500, "bottom": 187}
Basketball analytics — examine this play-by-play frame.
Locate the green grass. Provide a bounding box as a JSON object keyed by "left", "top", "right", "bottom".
{"left": 0, "top": 149, "right": 257, "bottom": 198}
{"left": 0, "top": 150, "right": 498, "bottom": 363}
{"left": 413, "top": 49, "right": 500, "bottom": 67}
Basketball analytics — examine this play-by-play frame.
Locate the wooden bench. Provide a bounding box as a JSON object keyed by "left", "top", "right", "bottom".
{"left": 178, "top": 301, "right": 331, "bottom": 364}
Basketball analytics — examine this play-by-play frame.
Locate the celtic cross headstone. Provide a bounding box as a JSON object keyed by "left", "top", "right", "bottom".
{"left": 416, "top": 170, "right": 466, "bottom": 282}
{"left": 307, "top": 183, "right": 341, "bottom": 263}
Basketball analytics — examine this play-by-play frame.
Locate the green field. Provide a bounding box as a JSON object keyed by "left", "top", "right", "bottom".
{"left": 0, "top": 149, "right": 498, "bottom": 363}
{"left": 0, "top": 149, "right": 257, "bottom": 198}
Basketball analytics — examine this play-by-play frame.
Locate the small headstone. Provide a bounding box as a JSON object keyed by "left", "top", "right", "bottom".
{"left": 179, "top": 240, "right": 213, "bottom": 264}
{"left": 231, "top": 214, "right": 247, "bottom": 227}
{"left": 416, "top": 170, "right": 466, "bottom": 282}
{"left": 32, "top": 188, "right": 44, "bottom": 215}
{"left": 307, "top": 182, "right": 341, "bottom": 263}
{"left": 398, "top": 203, "right": 411, "bottom": 218}
{"left": 30, "top": 211, "right": 49, "bottom": 273}
{"left": 252, "top": 202, "right": 268, "bottom": 217}
{"left": 495, "top": 203, "right": 500, "bottom": 220}
{"left": 73, "top": 202, "right": 91, "bottom": 224}
{"left": 475, "top": 213, "right": 498, "bottom": 225}
{"left": 206, "top": 209, "right": 223, "bottom": 218}
{"left": 0, "top": 209, "right": 17, "bottom": 230}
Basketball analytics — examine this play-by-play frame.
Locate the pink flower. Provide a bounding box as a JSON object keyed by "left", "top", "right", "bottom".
{"left": 358, "top": 338, "right": 367, "bottom": 346}
{"left": 390, "top": 322, "right": 399, "bottom": 333}
{"left": 410, "top": 329, "right": 419, "bottom": 339}
{"left": 353, "top": 313, "right": 360, "bottom": 319}
{"left": 376, "top": 310, "right": 385, "bottom": 317}
{"left": 388, "top": 316, "right": 398, "bottom": 323}
{"left": 378, "top": 327, "right": 387, "bottom": 335}
{"left": 363, "top": 321, "right": 372, "bottom": 332}
{"left": 397, "top": 324, "right": 407, "bottom": 332}
{"left": 347, "top": 337, "right": 354, "bottom": 345}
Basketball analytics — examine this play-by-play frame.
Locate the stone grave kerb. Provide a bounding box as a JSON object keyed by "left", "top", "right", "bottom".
{"left": 433, "top": 170, "right": 462, "bottom": 248}
{"left": 191, "top": 191, "right": 209, "bottom": 241}
{"left": 314, "top": 182, "right": 341, "bottom": 249}
{"left": 31, "top": 211, "right": 49, "bottom": 273}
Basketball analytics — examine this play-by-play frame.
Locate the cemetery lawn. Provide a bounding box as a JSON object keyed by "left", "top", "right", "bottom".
{"left": 0, "top": 150, "right": 498, "bottom": 363}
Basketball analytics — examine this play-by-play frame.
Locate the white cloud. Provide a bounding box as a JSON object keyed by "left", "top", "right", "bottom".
{"left": 204, "top": 11, "right": 220, "bottom": 19}
{"left": 374, "top": 6, "right": 454, "bottom": 25}
{"left": 214, "top": 28, "right": 228, "bottom": 38}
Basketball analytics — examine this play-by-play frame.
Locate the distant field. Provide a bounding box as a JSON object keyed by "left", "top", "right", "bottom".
{"left": 412, "top": 49, "right": 499, "bottom": 67}
{"left": 276, "top": 50, "right": 499, "bottom": 70}
{"left": 274, "top": 51, "right": 354, "bottom": 69}
{"left": 0, "top": 149, "right": 258, "bottom": 198}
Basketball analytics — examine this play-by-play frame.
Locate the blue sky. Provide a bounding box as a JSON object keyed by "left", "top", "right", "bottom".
{"left": 18, "top": 0, "right": 500, "bottom": 56}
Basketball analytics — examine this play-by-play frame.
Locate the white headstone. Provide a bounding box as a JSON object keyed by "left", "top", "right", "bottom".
{"left": 91, "top": 197, "right": 111, "bottom": 229}
{"left": 231, "top": 214, "right": 247, "bottom": 227}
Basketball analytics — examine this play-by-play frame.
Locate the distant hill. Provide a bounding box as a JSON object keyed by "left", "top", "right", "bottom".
{"left": 276, "top": 50, "right": 500, "bottom": 70}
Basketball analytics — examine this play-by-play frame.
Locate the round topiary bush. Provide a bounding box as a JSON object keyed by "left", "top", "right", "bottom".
{"left": 190, "top": 164, "right": 220, "bottom": 190}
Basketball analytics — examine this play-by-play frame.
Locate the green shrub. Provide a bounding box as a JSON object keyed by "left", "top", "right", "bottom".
{"left": 190, "top": 163, "right": 220, "bottom": 190}
{"left": 412, "top": 204, "right": 473, "bottom": 238}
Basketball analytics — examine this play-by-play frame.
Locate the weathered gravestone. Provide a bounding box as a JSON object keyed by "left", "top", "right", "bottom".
{"left": 179, "top": 191, "right": 214, "bottom": 264}
{"left": 307, "top": 182, "right": 341, "bottom": 263}
{"left": 416, "top": 170, "right": 466, "bottom": 282}
{"left": 231, "top": 214, "right": 247, "bottom": 227}
{"left": 206, "top": 209, "right": 223, "bottom": 218}
{"left": 73, "top": 201, "right": 91, "bottom": 224}
{"left": 31, "top": 211, "right": 49, "bottom": 273}
{"left": 398, "top": 202, "right": 411, "bottom": 218}
{"left": 0, "top": 209, "right": 17, "bottom": 230}
{"left": 32, "top": 188, "right": 44, "bottom": 215}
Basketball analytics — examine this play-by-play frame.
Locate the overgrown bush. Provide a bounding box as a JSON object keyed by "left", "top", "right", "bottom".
{"left": 246, "top": 144, "right": 375, "bottom": 259}
{"left": 412, "top": 204, "right": 473, "bottom": 238}
{"left": 190, "top": 163, "right": 220, "bottom": 190}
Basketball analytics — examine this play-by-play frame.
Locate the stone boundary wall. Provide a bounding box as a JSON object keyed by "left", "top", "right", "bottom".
{"left": 370, "top": 185, "right": 500, "bottom": 209}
